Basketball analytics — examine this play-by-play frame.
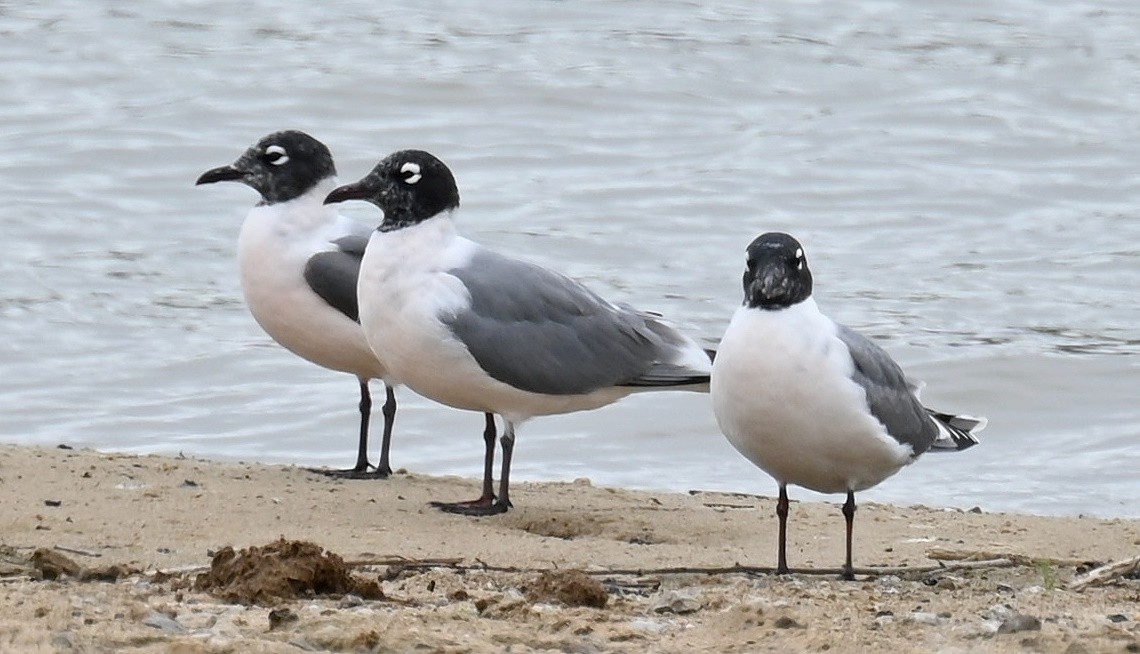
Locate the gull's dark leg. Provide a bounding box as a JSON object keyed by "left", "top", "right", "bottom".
{"left": 478, "top": 412, "right": 497, "bottom": 502}
{"left": 354, "top": 378, "right": 373, "bottom": 471}
{"left": 432, "top": 413, "right": 504, "bottom": 515}
{"left": 492, "top": 420, "right": 516, "bottom": 513}
{"left": 310, "top": 378, "right": 381, "bottom": 479}
{"left": 370, "top": 384, "right": 397, "bottom": 478}
{"left": 776, "top": 484, "right": 790, "bottom": 575}
{"left": 841, "top": 490, "right": 857, "bottom": 581}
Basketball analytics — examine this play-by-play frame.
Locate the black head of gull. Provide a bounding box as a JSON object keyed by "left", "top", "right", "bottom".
{"left": 195, "top": 130, "right": 336, "bottom": 205}
{"left": 324, "top": 149, "right": 459, "bottom": 231}
{"left": 743, "top": 232, "right": 813, "bottom": 310}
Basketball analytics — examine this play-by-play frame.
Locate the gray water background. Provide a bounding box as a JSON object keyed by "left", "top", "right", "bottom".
{"left": 2, "top": 1, "right": 1138, "bottom": 518}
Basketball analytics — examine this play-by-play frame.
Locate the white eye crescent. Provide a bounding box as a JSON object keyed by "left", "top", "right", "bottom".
{"left": 794, "top": 248, "right": 804, "bottom": 270}
{"left": 265, "top": 145, "right": 289, "bottom": 166}
{"left": 400, "top": 162, "right": 422, "bottom": 184}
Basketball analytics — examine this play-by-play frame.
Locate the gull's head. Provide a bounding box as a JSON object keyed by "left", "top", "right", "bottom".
{"left": 195, "top": 130, "right": 335, "bottom": 205}
{"left": 742, "top": 232, "right": 813, "bottom": 310}
{"left": 324, "top": 149, "right": 459, "bottom": 229}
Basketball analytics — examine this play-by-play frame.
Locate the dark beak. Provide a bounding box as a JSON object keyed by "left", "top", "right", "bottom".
{"left": 746, "top": 263, "right": 789, "bottom": 304}
{"left": 757, "top": 266, "right": 786, "bottom": 297}
{"left": 195, "top": 165, "right": 246, "bottom": 185}
{"left": 324, "top": 181, "right": 374, "bottom": 205}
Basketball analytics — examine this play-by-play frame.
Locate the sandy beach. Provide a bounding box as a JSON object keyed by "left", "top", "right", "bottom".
{"left": 0, "top": 443, "right": 1138, "bottom": 653}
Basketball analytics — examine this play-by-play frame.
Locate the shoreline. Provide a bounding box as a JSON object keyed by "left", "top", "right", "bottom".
{"left": 28, "top": 438, "right": 1134, "bottom": 524}
{"left": 1, "top": 443, "right": 1138, "bottom": 652}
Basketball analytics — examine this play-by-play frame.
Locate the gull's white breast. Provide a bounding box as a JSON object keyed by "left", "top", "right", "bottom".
{"left": 710, "top": 299, "right": 913, "bottom": 494}
{"left": 237, "top": 184, "right": 383, "bottom": 380}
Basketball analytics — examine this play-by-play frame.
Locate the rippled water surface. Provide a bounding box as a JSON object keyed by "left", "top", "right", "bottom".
{"left": 2, "top": 1, "right": 1139, "bottom": 518}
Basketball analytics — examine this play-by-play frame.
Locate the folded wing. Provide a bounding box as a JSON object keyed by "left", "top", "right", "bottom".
{"left": 445, "top": 249, "right": 709, "bottom": 396}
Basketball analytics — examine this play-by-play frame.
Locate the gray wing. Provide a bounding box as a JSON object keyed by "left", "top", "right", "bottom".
{"left": 444, "top": 249, "right": 704, "bottom": 395}
{"left": 331, "top": 232, "right": 369, "bottom": 256}
{"left": 302, "top": 234, "right": 369, "bottom": 323}
{"left": 836, "top": 324, "right": 937, "bottom": 455}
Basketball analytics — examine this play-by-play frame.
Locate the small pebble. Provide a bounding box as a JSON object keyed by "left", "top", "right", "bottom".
{"left": 338, "top": 594, "right": 363, "bottom": 609}
{"left": 651, "top": 590, "right": 702, "bottom": 615}
{"left": 51, "top": 631, "right": 76, "bottom": 650}
{"left": 984, "top": 604, "right": 1014, "bottom": 621}
{"left": 628, "top": 618, "right": 667, "bottom": 635}
{"left": 996, "top": 613, "right": 1041, "bottom": 635}
{"left": 876, "top": 575, "right": 901, "bottom": 588}
{"left": 288, "top": 637, "right": 318, "bottom": 652}
{"left": 142, "top": 611, "right": 186, "bottom": 634}
{"left": 906, "top": 612, "right": 942, "bottom": 626}
{"left": 268, "top": 607, "right": 298, "bottom": 631}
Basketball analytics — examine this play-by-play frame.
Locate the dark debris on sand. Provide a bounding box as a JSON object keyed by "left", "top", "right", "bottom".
{"left": 526, "top": 569, "right": 608, "bottom": 608}
{"left": 29, "top": 548, "right": 134, "bottom": 582}
{"left": 193, "top": 538, "right": 385, "bottom": 606}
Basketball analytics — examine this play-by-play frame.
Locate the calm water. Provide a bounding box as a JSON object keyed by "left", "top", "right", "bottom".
{"left": 2, "top": 1, "right": 1138, "bottom": 518}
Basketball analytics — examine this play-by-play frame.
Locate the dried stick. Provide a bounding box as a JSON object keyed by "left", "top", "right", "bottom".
{"left": 1068, "top": 554, "right": 1140, "bottom": 591}
{"left": 927, "top": 547, "right": 1091, "bottom": 567}
{"left": 342, "top": 557, "right": 1016, "bottom": 579}
{"left": 54, "top": 545, "right": 102, "bottom": 558}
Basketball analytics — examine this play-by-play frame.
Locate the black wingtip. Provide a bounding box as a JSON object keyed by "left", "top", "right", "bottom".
{"left": 620, "top": 363, "right": 711, "bottom": 388}
{"left": 927, "top": 409, "right": 985, "bottom": 452}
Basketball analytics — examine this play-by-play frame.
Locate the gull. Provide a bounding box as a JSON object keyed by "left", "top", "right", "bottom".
{"left": 710, "top": 231, "right": 984, "bottom": 579}
{"left": 324, "top": 149, "right": 713, "bottom": 515}
{"left": 196, "top": 130, "right": 407, "bottom": 478}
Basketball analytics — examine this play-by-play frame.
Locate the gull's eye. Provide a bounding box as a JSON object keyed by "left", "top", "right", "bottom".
{"left": 400, "top": 162, "right": 422, "bottom": 185}
{"left": 793, "top": 247, "right": 804, "bottom": 270}
{"left": 264, "top": 145, "right": 289, "bottom": 166}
